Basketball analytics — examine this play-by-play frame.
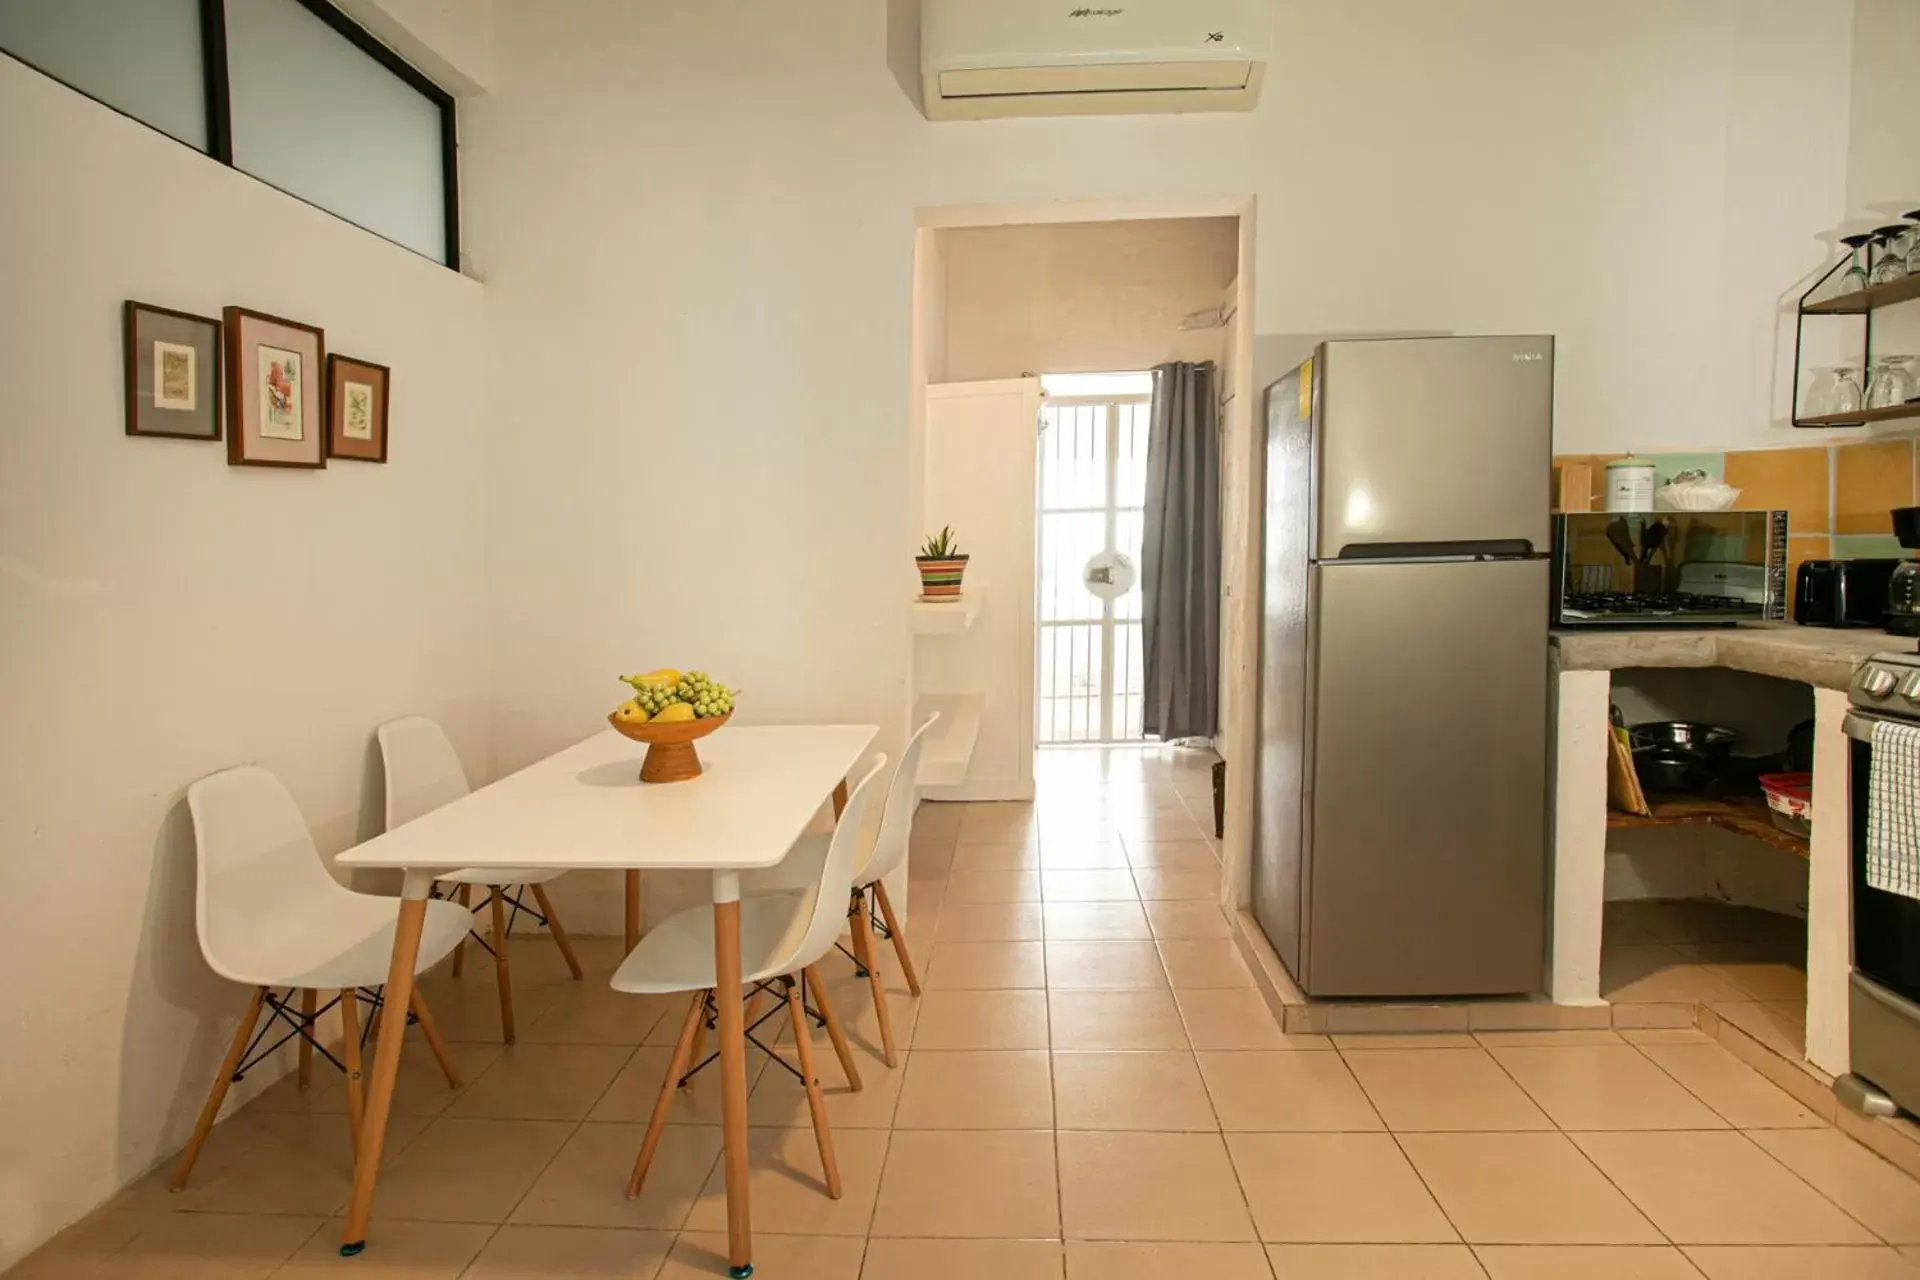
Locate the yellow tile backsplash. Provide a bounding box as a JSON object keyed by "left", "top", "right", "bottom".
{"left": 1722, "top": 447, "right": 1830, "bottom": 534}
{"left": 1833, "top": 439, "right": 1915, "bottom": 535}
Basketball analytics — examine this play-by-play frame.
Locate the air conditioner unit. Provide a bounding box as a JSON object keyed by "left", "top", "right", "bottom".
{"left": 920, "top": 0, "right": 1271, "bottom": 122}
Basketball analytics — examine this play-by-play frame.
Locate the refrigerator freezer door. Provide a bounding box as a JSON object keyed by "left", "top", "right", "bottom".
{"left": 1315, "top": 337, "right": 1553, "bottom": 560}
{"left": 1302, "top": 557, "right": 1549, "bottom": 997}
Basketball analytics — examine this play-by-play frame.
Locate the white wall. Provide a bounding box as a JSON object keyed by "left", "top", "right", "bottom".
{"left": 937, "top": 218, "right": 1239, "bottom": 382}
{"left": 0, "top": 57, "right": 490, "bottom": 1268}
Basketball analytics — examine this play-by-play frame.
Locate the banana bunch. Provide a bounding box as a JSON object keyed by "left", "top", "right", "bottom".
{"left": 613, "top": 668, "right": 735, "bottom": 726}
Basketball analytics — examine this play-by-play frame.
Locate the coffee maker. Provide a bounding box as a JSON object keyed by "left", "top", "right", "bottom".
{"left": 1891, "top": 506, "right": 1920, "bottom": 637}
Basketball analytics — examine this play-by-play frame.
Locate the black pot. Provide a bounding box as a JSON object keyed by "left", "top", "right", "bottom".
{"left": 1629, "top": 722, "right": 1738, "bottom": 759}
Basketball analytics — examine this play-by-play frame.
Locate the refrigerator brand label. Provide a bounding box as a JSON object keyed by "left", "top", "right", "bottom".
{"left": 1512, "top": 351, "right": 1545, "bottom": 361}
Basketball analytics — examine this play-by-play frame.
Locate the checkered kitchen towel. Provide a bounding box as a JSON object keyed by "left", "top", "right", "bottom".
{"left": 1869, "top": 719, "right": 1920, "bottom": 901}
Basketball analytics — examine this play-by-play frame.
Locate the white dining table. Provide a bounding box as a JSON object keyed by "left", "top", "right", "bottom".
{"left": 334, "top": 722, "right": 879, "bottom": 1276}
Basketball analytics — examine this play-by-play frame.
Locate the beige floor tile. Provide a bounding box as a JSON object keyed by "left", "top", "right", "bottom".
{"left": 1123, "top": 840, "right": 1219, "bottom": 870}
{"left": 1175, "top": 988, "right": 1322, "bottom": 1052}
{"left": 1636, "top": 1042, "right": 1825, "bottom": 1129}
{"left": 1344, "top": 1048, "right": 1551, "bottom": 1132}
{"left": 1066, "top": 1241, "right": 1272, "bottom": 1279}
{"left": 1038, "top": 842, "right": 1132, "bottom": 870}
{"left": 1265, "top": 1244, "right": 1488, "bottom": 1278}
{"left": 870, "top": 1130, "right": 1059, "bottom": 1239}
{"left": 1747, "top": 1128, "right": 1920, "bottom": 1244}
{"left": 943, "top": 871, "right": 1041, "bottom": 904}
{"left": 1684, "top": 1245, "right": 1920, "bottom": 1278}
{"left": 445, "top": 1044, "right": 634, "bottom": 1122}
{"left": 864, "top": 1237, "right": 1066, "bottom": 1280}
{"left": 1601, "top": 946, "right": 1745, "bottom": 1004}
{"left": 1058, "top": 1131, "right": 1255, "bottom": 1242}
{"left": 1198, "top": 1051, "right": 1381, "bottom": 1131}
{"left": 92, "top": 1211, "right": 321, "bottom": 1279}
{"left": 1905, "top": 1244, "right": 1920, "bottom": 1266}
{"left": 1045, "top": 941, "right": 1167, "bottom": 989}
{"left": 1110, "top": 814, "right": 1206, "bottom": 844}
{"left": 462, "top": 1225, "right": 676, "bottom": 1279}
{"left": 1143, "top": 900, "right": 1233, "bottom": 940}
{"left": 1398, "top": 1132, "right": 1662, "bottom": 1245}
{"left": 1710, "top": 1002, "right": 1807, "bottom": 1059}
{"left": 1043, "top": 901, "right": 1152, "bottom": 940}
{"left": 1052, "top": 1051, "right": 1218, "bottom": 1131}
{"left": 683, "top": 1126, "right": 887, "bottom": 1236}
{"left": 1573, "top": 1131, "right": 1879, "bottom": 1244}
{"left": 894, "top": 1051, "right": 1054, "bottom": 1129}
{"left": 121, "top": 1111, "right": 422, "bottom": 1217}
{"left": 272, "top": 1220, "right": 491, "bottom": 1278}
{"left": 521, "top": 985, "right": 676, "bottom": 1046}
{"left": 1157, "top": 940, "right": 1256, "bottom": 989}
{"left": 1051, "top": 989, "right": 1191, "bottom": 1050}
{"left": 949, "top": 842, "right": 1044, "bottom": 872}
{"left": 956, "top": 804, "right": 1039, "bottom": 845}
{"left": 787, "top": 975, "right": 920, "bottom": 1063}
{"left": 1474, "top": 1244, "right": 1707, "bottom": 1278}
{"left": 935, "top": 902, "right": 1045, "bottom": 942}
{"left": 247, "top": 1033, "right": 500, "bottom": 1120}
{"left": 910, "top": 990, "right": 1049, "bottom": 1050}
{"left": 1131, "top": 868, "right": 1221, "bottom": 901}
{"left": 1336, "top": 1034, "right": 1479, "bottom": 1050}
{"left": 7, "top": 1210, "right": 174, "bottom": 1279}
{"left": 923, "top": 941, "right": 1046, "bottom": 990}
{"left": 1674, "top": 944, "right": 1810, "bottom": 1004}
{"left": 1041, "top": 869, "right": 1141, "bottom": 903}
{"left": 658, "top": 1232, "right": 866, "bottom": 1279}
{"left": 590, "top": 1045, "right": 769, "bottom": 1126}
{"left": 1619, "top": 1028, "right": 1716, "bottom": 1045}
{"left": 1490, "top": 1045, "right": 1727, "bottom": 1131}
{"left": 748, "top": 1047, "right": 907, "bottom": 1129}
{"left": 510, "top": 1122, "right": 718, "bottom": 1230}
{"left": 1226, "top": 1132, "right": 1454, "bottom": 1243}
{"left": 369, "top": 1117, "right": 573, "bottom": 1224}
{"left": 416, "top": 979, "right": 529, "bottom": 1045}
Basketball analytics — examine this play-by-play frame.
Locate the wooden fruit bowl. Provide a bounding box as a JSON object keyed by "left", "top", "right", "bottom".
{"left": 608, "top": 709, "right": 732, "bottom": 783}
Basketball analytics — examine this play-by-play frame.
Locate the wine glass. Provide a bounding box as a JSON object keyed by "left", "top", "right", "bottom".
{"left": 1871, "top": 225, "right": 1910, "bottom": 286}
{"left": 1866, "top": 358, "right": 1915, "bottom": 410}
{"left": 1840, "top": 233, "right": 1873, "bottom": 294}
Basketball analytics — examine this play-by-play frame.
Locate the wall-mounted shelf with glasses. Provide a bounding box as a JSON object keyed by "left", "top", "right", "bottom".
{"left": 1793, "top": 213, "right": 1920, "bottom": 428}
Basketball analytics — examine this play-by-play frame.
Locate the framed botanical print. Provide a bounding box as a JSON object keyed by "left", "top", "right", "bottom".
{"left": 223, "top": 307, "right": 326, "bottom": 469}
{"left": 327, "top": 355, "right": 390, "bottom": 463}
{"left": 124, "top": 302, "right": 221, "bottom": 440}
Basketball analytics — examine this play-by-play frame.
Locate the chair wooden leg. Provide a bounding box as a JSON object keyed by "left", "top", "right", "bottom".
{"left": 785, "top": 974, "right": 841, "bottom": 1199}
{"left": 847, "top": 891, "right": 896, "bottom": 1068}
{"left": 297, "top": 988, "right": 316, "bottom": 1089}
{"left": 872, "top": 880, "right": 921, "bottom": 997}
{"left": 687, "top": 1005, "right": 709, "bottom": 1080}
{"left": 408, "top": 988, "right": 461, "bottom": 1088}
{"left": 171, "top": 986, "right": 267, "bottom": 1190}
{"left": 805, "top": 965, "right": 863, "bottom": 1090}
{"left": 529, "top": 882, "right": 584, "bottom": 979}
{"left": 339, "top": 988, "right": 365, "bottom": 1160}
{"left": 628, "top": 991, "right": 705, "bottom": 1198}
{"left": 451, "top": 884, "right": 472, "bottom": 978}
{"left": 624, "top": 870, "right": 642, "bottom": 954}
{"left": 488, "top": 886, "right": 516, "bottom": 1043}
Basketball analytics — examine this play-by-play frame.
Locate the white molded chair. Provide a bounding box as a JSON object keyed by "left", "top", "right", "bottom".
{"left": 742, "top": 715, "right": 937, "bottom": 1066}
{"left": 378, "top": 716, "right": 584, "bottom": 1044}
{"left": 174, "top": 765, "right": 469, "bottom": 1189}
{"left": 615, "top": 754, "right": 889, "bottom": 1202}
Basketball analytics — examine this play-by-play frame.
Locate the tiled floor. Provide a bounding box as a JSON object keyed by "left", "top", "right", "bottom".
{"left": 1602, "top": 899, "right": 1810, "bottom": 1055}
{"left": 16, "top": 747, "right": 1920, "bottom": 1278}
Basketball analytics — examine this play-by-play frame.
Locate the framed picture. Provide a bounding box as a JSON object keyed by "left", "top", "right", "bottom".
{"left": 223, "top": 307, "right": 326, "bottom": 469}
{"left": 124, "top": 302, "right": 221, "bottom": 440}
{"left": 327, "top": 355, "right": 390, "bottom": 462}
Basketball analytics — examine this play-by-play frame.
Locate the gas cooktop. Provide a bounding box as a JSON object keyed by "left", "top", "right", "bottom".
{"left": 1562, "top": 590, "right": 1764, "bottom": 620}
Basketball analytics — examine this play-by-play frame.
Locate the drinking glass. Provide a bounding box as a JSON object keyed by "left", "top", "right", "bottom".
{"left": 1866, "top": 358, "right": 1914, "bottom": 410}
{"left": 1831, "top": 364, "right": 1865, "bottom": 415}
{"left": 1907, "top": 211, "right": 1920, "bottom": 275}
{"left": 1871, "top": 226, "right": 1910, "bottom": 286}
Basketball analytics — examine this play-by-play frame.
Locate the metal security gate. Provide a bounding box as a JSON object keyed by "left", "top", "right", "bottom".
{"left": 1036, "top": 383, "right": 1152, "bottom": 744}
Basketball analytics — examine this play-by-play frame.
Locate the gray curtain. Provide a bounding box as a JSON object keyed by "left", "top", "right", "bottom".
{"left": 1141, "top": 361, "right": 1221, "bottom": 741}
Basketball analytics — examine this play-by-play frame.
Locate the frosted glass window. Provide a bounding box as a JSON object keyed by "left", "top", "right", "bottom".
{"left": 226, "top": 0, "right": 451, "bottom": 263}
{"left": 0, "top": 0, "right": 209, "bottom": 150}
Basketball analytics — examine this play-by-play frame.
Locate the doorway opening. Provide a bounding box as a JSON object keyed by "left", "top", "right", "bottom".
{"left": 1036, "top": 371, "right": 1153, "bottom": 745}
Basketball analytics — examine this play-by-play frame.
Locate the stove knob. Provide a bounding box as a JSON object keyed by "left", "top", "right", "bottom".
{"left": 1902, "top": 671, "right": 1920, "bottom": 701}
{"left": 1864, "top": 668, "right": 1898, "bottom": 698}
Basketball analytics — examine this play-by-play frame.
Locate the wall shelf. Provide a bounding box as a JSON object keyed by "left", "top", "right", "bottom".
{"left": 1802, "top": 273, "right": 1920, "bottom": 315}
{"left": 914, "top": 692, "right": 984, "bottom": 788}
{"left": 1793, "top": 235, "right": 1920, "bottom": 428}
{"left": 1793, "top": 402, "right": 1920, "bottom": 430}
{"left": 1607, "top": 793, "right": 1809, "bottom": 859}
{"left": 911, "top": 592, "right": 983, "bottom": 635}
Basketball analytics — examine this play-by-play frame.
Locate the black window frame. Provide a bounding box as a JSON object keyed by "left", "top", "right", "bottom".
{"left": 1, "top": 0, "right": 461, "bottom": 270}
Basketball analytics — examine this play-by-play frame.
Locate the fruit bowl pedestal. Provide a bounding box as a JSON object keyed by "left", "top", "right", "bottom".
{"left": 608, "top": 710, "right": 733, "bottom": 783}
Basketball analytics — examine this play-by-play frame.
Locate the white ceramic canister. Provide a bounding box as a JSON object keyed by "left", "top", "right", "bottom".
{"left": 1605, "top": 456, "right": 1655, "bottom": 513}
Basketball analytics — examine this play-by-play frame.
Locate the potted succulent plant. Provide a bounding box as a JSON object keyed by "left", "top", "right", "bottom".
{"left": 915, "top": 525, "right": 969, "bottom": 600}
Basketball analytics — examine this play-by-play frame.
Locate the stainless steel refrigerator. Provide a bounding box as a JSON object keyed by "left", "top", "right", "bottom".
{"left": 1254, "top": 336, "right": 1553, "bottom": 998}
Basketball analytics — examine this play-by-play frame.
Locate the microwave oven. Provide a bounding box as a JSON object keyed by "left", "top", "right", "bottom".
{"left": 1551, "top": 510, "right": 1789, "bottom": 627}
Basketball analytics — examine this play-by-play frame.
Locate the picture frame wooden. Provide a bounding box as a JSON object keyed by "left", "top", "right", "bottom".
{"left": 223, "top": 306, "right": 327, "bottom": 469}
{"left": 124, "top": 301, "right": 221, "bottom": 441}
{"left": 327, "top": 354, "right": 390, "bottom": 463}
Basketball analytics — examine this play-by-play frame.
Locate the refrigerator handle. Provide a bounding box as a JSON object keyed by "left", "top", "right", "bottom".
{"left": 1334, "top": 538, "right": 1538, "bottom": 561}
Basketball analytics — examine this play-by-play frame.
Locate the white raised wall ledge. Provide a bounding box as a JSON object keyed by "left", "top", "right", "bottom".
{"left": 1551, "top": 669, "right": 1611, "bottom": 1006}
{"left": 1806, "top": 687, "right": 1852, "bottom": 1075}
{"left": 330, "top": 0, "right": 494, "bottom": 94}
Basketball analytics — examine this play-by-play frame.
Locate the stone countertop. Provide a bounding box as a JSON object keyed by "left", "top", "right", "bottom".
{"left": 1551, "top": 622, "right": 1907, "bottom": 691}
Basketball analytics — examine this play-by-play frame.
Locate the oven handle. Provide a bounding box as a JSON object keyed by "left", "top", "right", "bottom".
{"left": 1846, "top": 709, "right": 1920, "bottom": 742}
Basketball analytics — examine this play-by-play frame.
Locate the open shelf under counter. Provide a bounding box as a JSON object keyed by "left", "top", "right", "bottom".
{"left": 914, "top": 692, "right": 984, "bottom": 788}
{"left": 1607, "top": 793, "right": 1809, "bottom": 859}
{"left": 910, "top": 591, "right": 983, "bottom": 635}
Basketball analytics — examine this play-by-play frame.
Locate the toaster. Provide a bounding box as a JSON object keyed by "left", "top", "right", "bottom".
{"left": 1794, "top": 558, "right": 1899, "bottom": 628}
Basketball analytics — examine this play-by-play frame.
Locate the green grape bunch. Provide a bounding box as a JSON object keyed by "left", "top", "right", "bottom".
{"left": 675, "top": 670, "right": 736, "bottom": 719}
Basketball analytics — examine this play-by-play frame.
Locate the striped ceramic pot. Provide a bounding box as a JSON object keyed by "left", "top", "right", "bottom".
{"left": 915, "top": 554, "right": 969, "bottom": 600}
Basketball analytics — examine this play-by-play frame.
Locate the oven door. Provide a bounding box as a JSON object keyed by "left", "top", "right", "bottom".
{"left": 1843, "top": 709, "right": 1920, "bottom": 1112}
